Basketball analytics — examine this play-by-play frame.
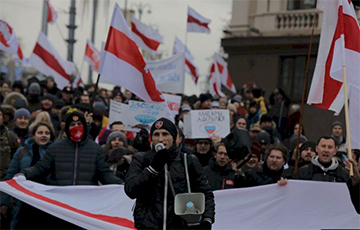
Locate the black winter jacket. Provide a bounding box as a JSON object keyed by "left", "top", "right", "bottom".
{"left": 203, "top": 158, "right": 235, "bottom": 191}
{"left": 125, "top": 147, "right": 215, "bottom": 229}
{"left": 21, "top": 138, "right": 123, "bottom": 185}
{"left": 294, "top": 156, "right": 349, "bottom": 182}
{"left": 234, "top": 163, "right": 285, "bottom": 188}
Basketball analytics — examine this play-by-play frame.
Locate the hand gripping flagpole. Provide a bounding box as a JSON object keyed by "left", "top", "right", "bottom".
{"left": 293, "top": 12, "right": 318, "bottom": 176}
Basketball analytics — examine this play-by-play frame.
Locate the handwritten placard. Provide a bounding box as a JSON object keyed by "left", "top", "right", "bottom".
{"left": 183, "top": 109, "right": 230, "bottom": 138}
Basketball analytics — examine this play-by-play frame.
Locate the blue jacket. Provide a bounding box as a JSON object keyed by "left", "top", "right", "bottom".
{"left": 5, "top": 138, "right": 53, "bottom": 180}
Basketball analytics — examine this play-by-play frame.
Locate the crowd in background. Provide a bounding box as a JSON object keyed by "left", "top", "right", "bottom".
{"left": 0, "top": 73, "right": 359, "bottom": 229}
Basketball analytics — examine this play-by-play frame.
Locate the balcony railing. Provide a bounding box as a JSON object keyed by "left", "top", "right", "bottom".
{"left": 276, "top": 10, "right": 319, "bottom": 30}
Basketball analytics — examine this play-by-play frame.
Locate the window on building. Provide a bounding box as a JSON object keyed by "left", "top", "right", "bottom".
{"left": 287, "top": 0, "right": 317, "bottom": 10}
{"left": 279, "top": 56, "right": 316, "bottom": 102}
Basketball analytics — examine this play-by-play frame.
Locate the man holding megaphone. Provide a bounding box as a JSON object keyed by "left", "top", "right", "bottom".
{"left": 125, "top": 117, "right": 215, "bottom": 230}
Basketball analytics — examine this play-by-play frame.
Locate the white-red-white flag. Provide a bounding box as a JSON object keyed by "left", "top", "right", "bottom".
{"left": 214, "top": 53, "right": 236, "bottom": 94}
{"left": 307, "top": 0, "right": 360, "bottom": 114}
{"left": 99, "top": 3, "right": 165, "bottom": 104}
{"left": 131, "top": 15, "right": 163, "bottom": 58}
{"left": 0, "top": 19, "right": 24, "bottom": 62}
{"left": 46, "top": 0, "right": 58, "bottom": 24}
{"left": 72, "top": 73, "right": 84, "bottom": 88}
{"left": 29, "top": 32, "right": 75, "bottom": 90}
{"left": 209, "top": 56, "right": 226, "bottom": 98}
{"left": 173, "top": 36, "right": 199, "bottom": 84}
{"left": 307, "top": 0, "right": 360, "bottom": 149}
{"left": 84, "top": 39, "right": 100, "bottom": 72}
{"left": 187, "top": 6, "right": 211, "bottom": 34}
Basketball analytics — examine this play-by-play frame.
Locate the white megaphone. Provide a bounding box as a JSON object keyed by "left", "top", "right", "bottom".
{"left": 174, "top": 153, "right": 205, "bottom": 226}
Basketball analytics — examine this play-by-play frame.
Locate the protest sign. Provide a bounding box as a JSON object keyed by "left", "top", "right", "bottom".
{"left": 163, "top": 93, "right": 181, "bottom": 116}
{"left": 183, "top": 109, "right": 230, "bottom": 138}
{"left": 110, "top": 100, "right": 168, "bottom": 132}
{"left": 147, "top": 53, "right": 185, "bottom": 94}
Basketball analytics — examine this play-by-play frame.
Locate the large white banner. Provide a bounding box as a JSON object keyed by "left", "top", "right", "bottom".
{"left": 0, "top": 179, "right": 358, "bottom": 229}
{"left": 109, "top": 100, "right": 167, "bottom": 132}
{"left": 147, "top": 53, "right": 185, "bottom": 94}
{"left": 183, "top": 109, "right": 230, "bottom": 138}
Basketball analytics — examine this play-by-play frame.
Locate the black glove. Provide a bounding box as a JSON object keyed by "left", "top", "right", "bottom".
{"left": 150, "top": 148, "right": 169, "bottom": 172}
{"left": 133, "top": 128, "right": 151, "bottom": 152}
{"left": 197, "top": 220, "right": 212, "bottom": 230}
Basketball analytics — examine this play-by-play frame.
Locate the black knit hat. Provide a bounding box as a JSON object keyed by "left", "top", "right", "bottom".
{"left": 199, "top": 93, "right": 212, "bottom": 103}
{"left": 150, "top": 117, "right": 178, "bottom": 141}
{"left": 299, "top": 141, "right": 317, "bottom": 154}
{"left": 64, "top": 108, "right": 87, "bottom": 142}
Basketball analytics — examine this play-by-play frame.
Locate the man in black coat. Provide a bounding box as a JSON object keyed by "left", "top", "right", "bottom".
{"left": 125, "top": 117, "right": 215, "bottom": 229}
{"left": 234, "top": 143, "right": 288, "bottom": 187}
{"left": 203, "top": 142, "right": 235, "bottom": 191}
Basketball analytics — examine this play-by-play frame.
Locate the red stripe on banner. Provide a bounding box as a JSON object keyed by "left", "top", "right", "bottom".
{"left": 0, "top": 22, "right": 12, "bottom": 47}
{"left": 185, "top": 59, "right": 198, "bottom": 84}
{"left": 85, "top": 43, "right": 100, "bottom": 71}
{"left": 131, "top": 22, "right": 160, "bottom": 51}
{"left": 5, "top": 179, "right": 135, "bottom": 229}
{"left": 216, "top": 62, "right": 224, "bottom": 73}
{"left": 17, "top": 46, "right": 23, "bottom": 60}
{"left": 33, "top": 43, "right": 71, "bottom": 82}
{"left": 312, "top": 6, "right": 359, "bottom": 110}
{"left": 105, "top": 26, "right": 164, "bottom": 102}
{"left": 187, "top": 15, "right": 209, "bottom": 29}
{"left": 213, "top": 82, "right": 220, "bottom": 97}
{"left": 46, "top": 2, "right": 53, "bottom": 23}
{"left": 226, "top": 73, "right": 232, "bottom": 88}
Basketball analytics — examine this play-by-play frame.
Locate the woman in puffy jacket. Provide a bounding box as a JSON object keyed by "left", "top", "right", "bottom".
{"left": 2, "top": 122, "right": 54, "bottom": 229}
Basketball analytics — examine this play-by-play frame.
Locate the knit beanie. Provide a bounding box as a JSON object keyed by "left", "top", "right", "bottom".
{"left": 299, "top": 141, "right": 317, "bottom": 154}
{"left": 28, "top": 82, "right": 41, "bottom": 94}
{"left": 289, "top": 134, "right": 308, "bottom": 151}
{"left": 14, "top": 108, "right": 30, "bottom": 120}
{"left": 106, "top": 131, "right": 128, "bottom": 146}
{"left": 199, "top": 93, "right": 212, "bottom": 103}
{"left": 332, "top": 121, "right": 343, "bottom": 129}
{"left": 150, "top": 117, "right": 178, "bottom": 141}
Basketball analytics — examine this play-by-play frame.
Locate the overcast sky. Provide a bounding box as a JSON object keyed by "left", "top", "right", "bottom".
{"left": 1, "top": 0, "right": 232, "bottom": 96}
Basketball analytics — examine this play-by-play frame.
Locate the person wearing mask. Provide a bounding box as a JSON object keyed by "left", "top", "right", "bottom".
{"left": 2, "top": 122, "right": 54, "bottom": 229}
{"left": 125, "top": 117, "right": 215, "bottom": 229}
{"left": 16, "top": 108, "right": 123, "bottom": 228}
{"left": 26, "top": 82, "right": 42, "bottom": 113}
{"left": 11, "top": 108, "right": 31, "bottom": 145}
{"left": 234, "top": 144, "right": 288, "bottom": 188}
{"left": 203, "top": 142, "right": 235, "bottom": 191}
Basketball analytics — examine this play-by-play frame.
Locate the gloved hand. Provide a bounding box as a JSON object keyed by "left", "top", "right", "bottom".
{"left": 133, "top": 128, "right": 151, "bottom": 152}
{"left": 197, "top": 219, "right": 212, "bottom": 230}
{"left": 150, "top": 148, "right": 169, "bottom": 172}
{"left": 13, "top": 173, "right": 26, "bottom": 181}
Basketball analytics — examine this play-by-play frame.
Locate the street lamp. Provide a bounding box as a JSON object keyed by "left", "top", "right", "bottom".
{"left": 131, "top": 2, "right": 151, "bottom": 21}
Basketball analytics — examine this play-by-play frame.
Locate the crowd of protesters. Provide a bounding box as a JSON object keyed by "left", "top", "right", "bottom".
{"left": 0, "top": 74, "right": 359, "bottom": 229}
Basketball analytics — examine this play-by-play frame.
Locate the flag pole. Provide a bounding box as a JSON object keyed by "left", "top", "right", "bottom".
{"left": 340, "top": 37, "right": 353, "bottom": 176}
{"left": 90, "top": 73, "right": 101, "bottom": 111}
{"left": 293, "top": 13, "right": 318, "bottom": 176}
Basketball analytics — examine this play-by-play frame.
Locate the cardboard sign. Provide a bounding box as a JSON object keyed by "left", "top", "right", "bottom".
{"left": 183, "top": 109, "right": 230, "bottom": 138}
{"left": 109, "top": 99, "right": 168, "bottom": 132}
{"left": 147, "top": 53, "right": 185, "bottom": 94}
{"left": 163, "top": 93, "right": 182, "bottom": 116}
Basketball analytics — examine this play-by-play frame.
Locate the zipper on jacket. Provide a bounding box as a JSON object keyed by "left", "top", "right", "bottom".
{"left": 73, "top": 143, "right": 79, "bottom": 185}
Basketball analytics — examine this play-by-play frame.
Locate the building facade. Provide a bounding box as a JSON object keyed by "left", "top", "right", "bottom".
{"left": 222, "top": 0, "right": 360, "bottom": 142}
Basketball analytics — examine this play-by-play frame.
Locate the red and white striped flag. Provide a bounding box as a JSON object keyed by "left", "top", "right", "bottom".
{"left": 99, "top": 3, "right": 165, "bottom": 103}
{"left": 0, "top": 19, "right": 23, "bottom": 62}
{"left": 46, "top": 0, "right": 58, "bottom": 24}
{"left": 173, "top": 36, "right": 199, "bottom": 84}
{"left": 84, "top": 39, "right": 100, "bottom": 72}
{"left": 307, "top": 0, "right": 360, "bottom": 148}
{"left": 72, "top": 73, "right": 84, "bottom": 88}
{"left": 209, "top": 56, "right": 226, "bottom": 98}
{"left": 187, "top": 6, "right": 211, "bottom": 34}
{"left": 214, "top": 53, "right": 236, "bottom": 94}
{"left": 29, "top": 32, "right": 75, "bottom": 90}
{"left": 131, "top": 15, "right": 163, "bottom": 58}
